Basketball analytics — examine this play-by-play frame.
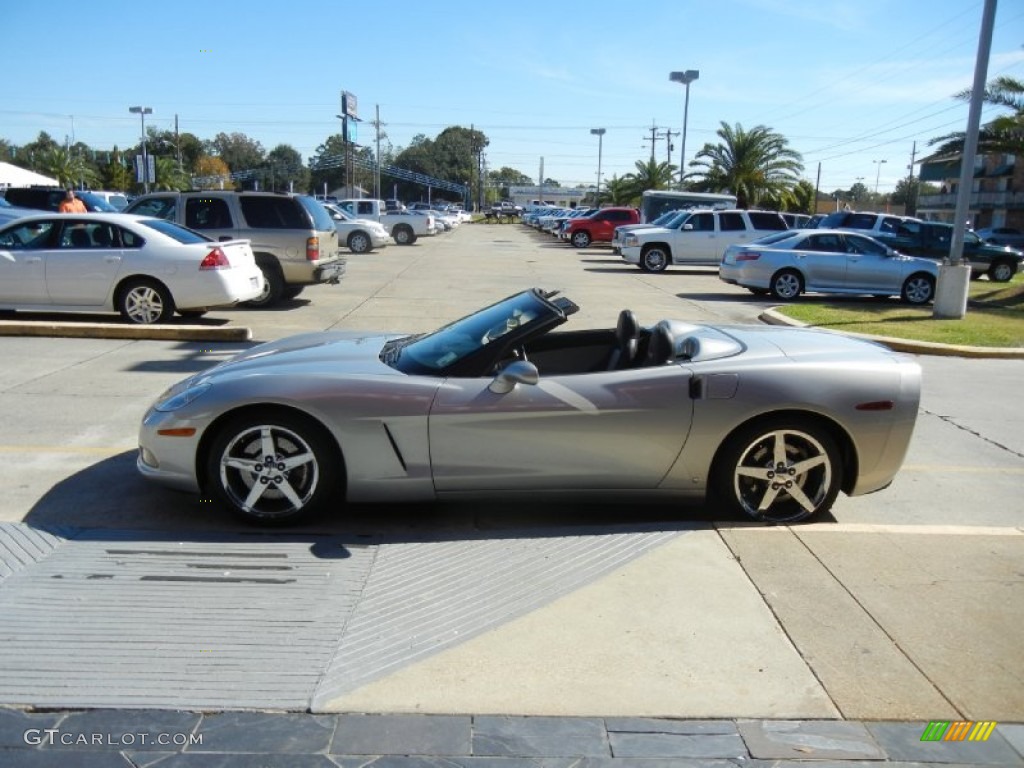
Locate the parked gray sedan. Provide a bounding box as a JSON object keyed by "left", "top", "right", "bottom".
{"left": 720, "top": 229, "right": 939, "bottom": 304}
{"left": 138, "top": 288, "right": 922, "bottom": 526}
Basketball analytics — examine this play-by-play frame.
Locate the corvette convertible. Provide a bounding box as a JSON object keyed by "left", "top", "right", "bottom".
{"left": 138, "top": 288, "right": 922, "bottom": 525}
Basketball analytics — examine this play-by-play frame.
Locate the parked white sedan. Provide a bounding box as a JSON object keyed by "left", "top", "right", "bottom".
{"left": 0, "top": 213, "right": 265, "bottom": 323}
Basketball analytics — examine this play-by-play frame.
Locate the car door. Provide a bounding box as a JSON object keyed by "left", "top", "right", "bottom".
{"left": 714, "top": 212, "right": 753, "bottom": 260}
{"left": 0, "top": 219, "right": 56, "bottom": 305}
{"left": 428, "top": 365, "right": 693, "bottom": 491}
{"left": 45, "top": 220, "right": 126, "bottom": 306}
{"left": 795, "top": 233, "right": 848, "bottom": 290}
{"left": 671, "top": 211, "right": 716, "bottom": 263}
{"left": 841, "top": 233, "right": 901, "bottom": 292}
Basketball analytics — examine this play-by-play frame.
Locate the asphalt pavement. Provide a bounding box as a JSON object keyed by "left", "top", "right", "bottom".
{"left": 0, "top": 220, "right": 1021, "bottom": 766}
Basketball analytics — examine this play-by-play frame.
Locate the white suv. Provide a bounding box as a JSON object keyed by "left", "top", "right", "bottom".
{"left": 620, "top": 209, "right": 788, "bottom": 272}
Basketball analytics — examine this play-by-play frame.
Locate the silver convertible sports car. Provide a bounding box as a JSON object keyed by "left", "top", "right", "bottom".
{"left": 138, "top": 289, "right": 922, "bottom": 525}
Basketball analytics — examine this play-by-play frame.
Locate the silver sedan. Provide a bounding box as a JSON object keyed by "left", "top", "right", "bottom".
{"left": 719, "top": 229, "right": 939, "bottom": 304}
{"left": 138, "top": 289, "right": 922, "bottom": 525}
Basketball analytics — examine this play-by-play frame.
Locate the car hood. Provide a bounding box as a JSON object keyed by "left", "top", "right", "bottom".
{"left": 195, "top": 331, "right": 401, "bottom": 383}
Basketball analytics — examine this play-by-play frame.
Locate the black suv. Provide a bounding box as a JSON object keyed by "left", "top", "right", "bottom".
{"left": 4, "top": 187, "right": 119, "bottom": 213}
{"left": 125, "top": 191, "right": 344, "bottom": 306}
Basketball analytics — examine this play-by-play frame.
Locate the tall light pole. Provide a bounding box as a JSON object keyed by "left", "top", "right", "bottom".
{"left": 873, "top": 159, "right": 887, "bottom": 194}
{"left": 129, "top": 106, "right": 153, "bottom": 193}
{"left": 669, "top": 70, "right": 699, "bottom": 190}
{"left": 590, "top": 128, "right": 605, "bottom": 207}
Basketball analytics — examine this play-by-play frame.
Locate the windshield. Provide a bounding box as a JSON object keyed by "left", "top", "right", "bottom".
{"left": 386, "top": 291, "right": 553, "bottom": 374}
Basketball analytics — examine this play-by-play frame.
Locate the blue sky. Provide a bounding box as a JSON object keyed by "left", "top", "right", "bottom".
{"left": 1, "top": 0, "right": 1021, "bottom": 195}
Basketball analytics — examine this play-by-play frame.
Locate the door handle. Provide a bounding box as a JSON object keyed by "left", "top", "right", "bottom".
{"left": 25, "top": 256, "right": 43, "bottom": 263}
{"left": 104, "top": 255, "right": 122, "bottom": 263}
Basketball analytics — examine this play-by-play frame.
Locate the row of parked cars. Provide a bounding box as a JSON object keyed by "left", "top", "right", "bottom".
{"left": 524, "top": 203, "right": 1022, "bottom": 305}
{"left": 0, "top": 187, "right": 465, "bottom": 324}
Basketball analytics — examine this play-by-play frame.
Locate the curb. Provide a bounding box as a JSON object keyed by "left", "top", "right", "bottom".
{"left": 759, "top": 309, "right": 1024, "bottom": 359}
{"left": 0, "top": 320, "right": 252, "bottom": 342}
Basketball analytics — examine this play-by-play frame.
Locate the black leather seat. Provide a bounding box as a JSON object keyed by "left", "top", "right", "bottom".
{"left": 644, "top": 323, "right": 675, "bottom": 366}
{"left": 69, "top": 228, "right": 91, "bottom": 248}
{"left": 607, "top": 309, "right": 640, "bottom": 369}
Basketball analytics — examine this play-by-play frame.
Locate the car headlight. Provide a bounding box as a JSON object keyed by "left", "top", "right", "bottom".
{"left": 155, "top": 383, "right": 211, "bottom": 412}
{"left": 623, "top": 234, "right": 638, "bottom": 246}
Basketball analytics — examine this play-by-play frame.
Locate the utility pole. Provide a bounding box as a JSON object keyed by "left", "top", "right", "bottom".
{"left": 642, "top": 120, "right": 661, "bottom": 163}
{"left": 174, "top": 114, "right": 182, "bottom": 171}
{"left": 370, "top": 105, "right": 386, "bottom": 199}
{"left": 660, "top": 128, "right": 679, "bottom": 168}
{"left": 906, "top": 141, "right": 918, "bottom": 216}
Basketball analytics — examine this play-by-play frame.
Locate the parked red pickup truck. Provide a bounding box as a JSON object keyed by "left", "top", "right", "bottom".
{"left": 563, "top": 207, "right": 640, "bottom": 248}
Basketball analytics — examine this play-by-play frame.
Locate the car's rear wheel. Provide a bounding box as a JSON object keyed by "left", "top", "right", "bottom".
{"left": 393, "top": 225, "right": 416, "bottom": 245}
{"left": 713, "top": 417, "right": 843, "bottom": 524}
{"left": 118, "top": 278, "right": 174, "bottom": 324}
{"left": 988, "top": 260, "right": 1015, "bottom": 283}
{"left": 205, "top": 412, "right": 340, "bottom": 525}
{"left": 246, "top": 261, "right": 284, "bottom": 308}
{"left": 571, "top": 230, "right": 592, "bottom": 248}
{"left": 348, "top": 232, "right": 371, "bottom": 253}
{"left": 901, "top": 273, "right": 935, "bottom": 305}
{"left": 640, "top": 246, "right": 669, "bottom": 273}
{"left": 770, "top": 269, "right": 803, "bottom": 300}
{"left": 281, "top": 285, "right": 305, "bottom": 300}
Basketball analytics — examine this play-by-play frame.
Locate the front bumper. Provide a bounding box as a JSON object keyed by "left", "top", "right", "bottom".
{"left": 620, "top": 246, "right": 641, "bottom": 265}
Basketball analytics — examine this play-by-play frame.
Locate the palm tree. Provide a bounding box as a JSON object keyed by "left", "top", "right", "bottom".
{"left": 686, "top": 122, "right": 804, "bottom": 209}
{"left": 153, "top": 156, "right": 191, "bottom": 191}
{"left": 36, "top": 147, "right": 99, "bottom": 188}
{"left": 623, "top": 159, "right": 676, "bottom": 201}
{"left": 928, "top": 76, "right": 1024, "bottom": 157}
{"left": 602, "top": 174, "right": 637, "bottom": 206}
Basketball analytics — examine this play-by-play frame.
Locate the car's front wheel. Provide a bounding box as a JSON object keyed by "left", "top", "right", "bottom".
{"left": 348, "top": 232, "right": 371, "bottom": 253}
{"left": 770, "top": 269, "right": 803, "bottom": 300}
{"left": 901, "top": 273, "right": 935, "bottom": 305}
{"left": 571, "top": 230, "right": 592, "bottom": 248}
{"left": 713, "top": 417, "right": 843, "bottom": 524}
{"left": 988, "top": 260, "right": 1016, "bottom": 283}
{"left": 640, "top": 246, "right": 670, "bottom": 273}
{"left": 117, "top": 278, "right": 174, "bottom": 324}
{"left": 205, "top": 412, "right": 340, "bottom": 525}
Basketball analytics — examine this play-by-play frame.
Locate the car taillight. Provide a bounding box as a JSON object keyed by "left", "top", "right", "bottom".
{"left": 736, "top": 251, "right": 761, "bottom": 261}
{"left": 306, "top": 236, "right": 320, "bottom": 261}
{"left": 199, "top": 247, "right": 230, "bottom": 270}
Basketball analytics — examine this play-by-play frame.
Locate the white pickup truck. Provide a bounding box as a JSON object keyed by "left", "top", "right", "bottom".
{"left": 337, "top": 199, "right": 437, "bottom": 245}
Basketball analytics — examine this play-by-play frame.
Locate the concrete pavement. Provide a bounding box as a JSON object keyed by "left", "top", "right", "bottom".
{"left": 0, "top": 221, "right": 1021, "bottom": 764}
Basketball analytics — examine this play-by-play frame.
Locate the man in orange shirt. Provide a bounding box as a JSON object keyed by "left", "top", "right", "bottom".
{"left": 58, "top": 189, "right": 87, "bottom": 213}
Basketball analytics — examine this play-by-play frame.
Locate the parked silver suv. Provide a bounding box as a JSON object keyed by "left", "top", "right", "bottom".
{"left": 125, "top": 191, "right": 345, "bottom": 306}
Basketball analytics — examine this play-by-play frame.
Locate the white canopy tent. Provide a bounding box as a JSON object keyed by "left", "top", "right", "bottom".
{"left": 0, "top": 162, "right": 59, "bottom": 189}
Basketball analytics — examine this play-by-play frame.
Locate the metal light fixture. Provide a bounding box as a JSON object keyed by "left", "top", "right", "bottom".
{"left": 669, "top": 70, "right": 699, "bottom": 190}
{"left": 873, "top": 159, "right": 888, "bottom": 194}
{"left": 590, "top": 128, "right": 606, "bottom": 206}
{"left": 129, "top": 106, "right": 153, "bottom": 193}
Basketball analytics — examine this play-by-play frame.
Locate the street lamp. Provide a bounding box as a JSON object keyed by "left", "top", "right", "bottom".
{"left": 669, "top": 69, "right": 699, "bottom": 190}
{"left": 129, "top": 106, "right": 153, "bottom": 193}
{"left": 590, "top": 128, "right": 606, "bottom": 207}
{"left": 873, "top": 159, "right": 888, "bottom": 194}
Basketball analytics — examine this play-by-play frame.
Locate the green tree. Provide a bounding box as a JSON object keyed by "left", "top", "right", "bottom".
{"left": 207, "top": 132, "right": 266, "bottom": 174}
{"left": 602, "top": 174, "right": 637, "bottom": 206}
{"left": 687, "top": 122, "right": 804, "bottom": 209}
{"left": 929, "top": 76, "right": 1024, "bottom": 157}
{"left": 147, "top": 128, "right": 204, "bottom": 171}
{"left": 14, "top": 131, "right": 60, "bottom": 171}
{"left": 308, "top": 133, "right": 347, "bottom": 195}
{"left": 152, "top": 156, "right": 191, "bottom": 191}
{"left": 36, "top": 146, "right": 99, "bottom": 188}
{"left": 264, "top": 143, "right": 309, "bottom": 192}
{"left": 489, "top": 166, "right": 532, "bottom": 200}
{"left": 101, "top": 148, "right": 132, "bottom": 191}
{"left": 623, "top": 158, "right": 676, "bottom": 199}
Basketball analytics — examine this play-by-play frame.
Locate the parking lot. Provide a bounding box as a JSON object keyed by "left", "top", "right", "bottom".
{"left": 0, "top": 221, "right": 1022, "bottom": 725}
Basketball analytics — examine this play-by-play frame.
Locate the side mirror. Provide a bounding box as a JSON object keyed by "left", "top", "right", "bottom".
{"left": 489, "top": 360, "right": 539, "bottom": 394}
{"left": 683, "top": 223, "right": 694, "bottom": 231}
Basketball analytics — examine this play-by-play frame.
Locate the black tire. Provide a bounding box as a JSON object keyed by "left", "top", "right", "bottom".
{"left": 393, "top": 225, "right": 416, "bottom": 245}
{"left": 281, "top": 284, "right": 305, "bottom": 300}
{"left": 246, "top": 261, "right": 284, "bottom": 308}
{"left": 988, "top": 260, "right": 1015, "bottom": 283}
{"left": 117, "top": 278, "right": 175, "bottom": 324}
{"left": 205, "top": 411, "right": 340, "bottom": 525}
{"left": 348, "top": 231, "right": 372, "bottom": 253}
{"left": 770, "top": 269, "right": 803, "bottom": 300}
{"left": 900, "top": 273, "right": 935, "bottom": 305}
{"left": 640, "top": 246, "right": 670, "bottom": 273}
{"left": 177, "top": 310, "right": 208, "bottom": 319}
{"left": 571, "top": 230, "right": 592, "bottom": 249}
{"left": 713, "top": 416, "right": 843, "bottom": 524}
{"left": 747, "top": 288, "right": 770, "bottom": 296}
